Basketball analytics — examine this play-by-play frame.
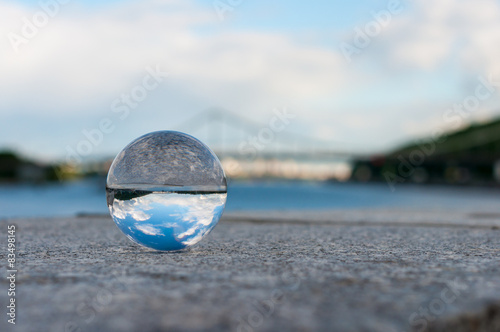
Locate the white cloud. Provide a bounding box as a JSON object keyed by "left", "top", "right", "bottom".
{"left": 135, "top": 224, "right": 164, "bottom": 236}
{"left": 111, "top": 197, "right": 152, "bottom": 221}
{"left": 0, "top": 0, "right": 346, "bottom": 116}
{"left": 1, "top": 0, "right": 500, "bottom": 155}
{"left": 386, "top": 0, "right": 500, "bottom": 76}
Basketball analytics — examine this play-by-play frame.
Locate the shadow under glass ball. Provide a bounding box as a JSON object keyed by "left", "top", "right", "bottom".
{"left": 106, "top": 131, "right": 227, "bottom": 251}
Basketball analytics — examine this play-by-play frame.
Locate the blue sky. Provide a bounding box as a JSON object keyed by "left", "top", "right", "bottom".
{"left": 8, "top": 0, "right": 388, "bottom": 29}
{"left": 1, "top": 0, "right": 500, "bottom": 162}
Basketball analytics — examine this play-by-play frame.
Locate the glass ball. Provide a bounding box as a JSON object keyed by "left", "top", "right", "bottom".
{"left": 106, "top": 131, "right": 227, "bottom": 251}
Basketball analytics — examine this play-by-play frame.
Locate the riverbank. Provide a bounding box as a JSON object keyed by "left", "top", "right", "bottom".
{"left": 1, "top": 210, "right": 499, "bottom": 331}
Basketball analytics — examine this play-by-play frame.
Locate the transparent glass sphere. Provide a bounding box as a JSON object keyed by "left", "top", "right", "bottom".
{"left": 106, "top": 131, "right": 227, "bottom": 251}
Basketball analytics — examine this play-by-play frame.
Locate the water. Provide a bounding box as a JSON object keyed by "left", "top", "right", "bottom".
{"left": 107, "top": 188, "right": 227, "bottom": 251}
{"left": 1, "top": 179, "right": 499, "bottom": 218}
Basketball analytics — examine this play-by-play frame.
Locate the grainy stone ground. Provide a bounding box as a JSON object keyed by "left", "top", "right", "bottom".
{"left": 1, "top": 210, "right": 499, "bottom": 332}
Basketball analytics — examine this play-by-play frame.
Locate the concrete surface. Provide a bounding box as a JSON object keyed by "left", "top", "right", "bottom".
{"left": 1, "top": 210, "right": 500, "bottom": 332}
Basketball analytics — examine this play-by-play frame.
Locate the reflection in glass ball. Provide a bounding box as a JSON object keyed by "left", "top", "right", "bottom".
{"left": 106, "top": 131, "right": 227, "bottom": 251}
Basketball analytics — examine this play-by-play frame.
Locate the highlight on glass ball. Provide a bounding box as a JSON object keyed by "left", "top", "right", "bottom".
{"left": 106, "top": 131, "right": 227, "bottom": 251}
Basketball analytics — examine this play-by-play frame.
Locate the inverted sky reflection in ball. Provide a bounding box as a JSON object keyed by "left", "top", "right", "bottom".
{"left": 106, "top": 131, "right": 227, "bottom": 251}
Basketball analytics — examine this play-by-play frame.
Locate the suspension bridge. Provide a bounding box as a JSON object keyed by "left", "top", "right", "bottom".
{"left": 172, "top": 108, "right": 364, "bottom": 180}
{"left": 173, "top": 108, "right": 364, "bottom": 161}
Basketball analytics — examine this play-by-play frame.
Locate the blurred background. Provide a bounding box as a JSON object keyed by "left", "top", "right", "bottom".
{"left": 1, "top": 0, "right": 500, "bottom": 218}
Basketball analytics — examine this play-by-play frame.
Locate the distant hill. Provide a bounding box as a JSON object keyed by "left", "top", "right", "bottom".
{"left": 0, "top": 151, "right": 22, "bottom": 180}
{"left": 393, "top": 118, "right": 500, "bottom": 160}
{"left": 0, "top": 150, "right": 58, "bottom": 182}
{"left": 351, "top": 118, "right": 500, "bottom": 185}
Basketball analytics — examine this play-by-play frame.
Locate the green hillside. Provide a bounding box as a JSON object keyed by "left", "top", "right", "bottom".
{"left": 351, "top": 118, "right": 500, "bottom": 185}
{"left": 394, "top": 119, "right": 500, "bottom": 160}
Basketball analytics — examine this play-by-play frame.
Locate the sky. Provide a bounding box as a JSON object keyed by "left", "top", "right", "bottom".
{"left": 1, "top": 0, "right": 500, "bottom": 162}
